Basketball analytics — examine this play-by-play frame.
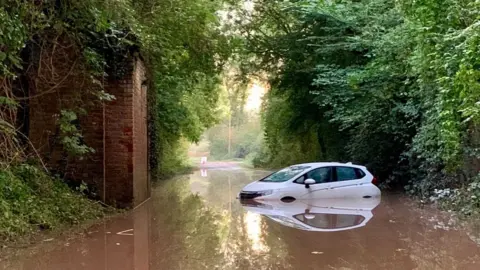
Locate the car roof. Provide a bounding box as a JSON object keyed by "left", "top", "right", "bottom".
{"left": 292, "top": 162, "right": 367, "bottom": 170}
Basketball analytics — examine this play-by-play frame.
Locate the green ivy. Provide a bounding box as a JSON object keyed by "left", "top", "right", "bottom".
{"left": 236, "top": 0, "right": 480, "bottom": 198}
{"left": 58, "top": 110, "right": 95, "bottom": 157}
{"left": 0, "top": 0, "right": 236, "bottom": 239}
{"left": 0, "top": 7, "right": 26, "bottom": 76}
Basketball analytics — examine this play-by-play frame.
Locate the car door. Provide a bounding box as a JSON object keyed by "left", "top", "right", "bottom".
{"left": 298, "top": 167, "right": 334, "bottom": 199}
{"left": 327, "top": 166, "right": 366, "bottom": 198}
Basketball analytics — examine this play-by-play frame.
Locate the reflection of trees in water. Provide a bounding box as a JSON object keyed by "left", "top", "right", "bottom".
{"left": 149, "top": 171, "right": 480, "bottom": 269}
{"left": 150, "top": 171, "right": 291, "bottom": 269}
{"left": 390, "top": 201, "right": 480, "bottom": 270}
{"left": 254, "top": 196, "right": 480, "bottom": 270}
{"left": 259, "top": 204, "right": 413, "bottom": 270}
{"left": 205, "top": 170, "right": 291, "bottom": 269}
{"left": 150, "top": 176, "right": 225, "bottom": 269}
{"left": 191, "top": 169, "right": 268, "bottom": 211}
{"left": 220, "top": 210, "right": 290, "bottom": 270}
{"left": 4, "top": 172, "right": 480, "bottom": 269}
{"left": 368, "top": 197, "right": 480, "bottom": 270}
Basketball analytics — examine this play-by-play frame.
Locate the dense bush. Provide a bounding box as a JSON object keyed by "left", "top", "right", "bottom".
{"left": 232, "top": 0, "right": 480, "bottom": 199}
{"left": 1, "top": 0, "right": 236, "bottom": 175}
{"left": 0, "top": 0, "right": 236, "bottom": 238}
{"left": 430, "top": 174, "right": 480, "bottom": 217}
{"left": 0, "top": 164, "right": 104, "bottom": 241}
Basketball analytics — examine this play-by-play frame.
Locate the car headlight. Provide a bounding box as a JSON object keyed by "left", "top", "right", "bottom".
{"left": 259, "top": 190, "right": 273, "bottom": 196}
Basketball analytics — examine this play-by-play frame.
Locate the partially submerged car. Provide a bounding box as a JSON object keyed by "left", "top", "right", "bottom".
{"left": 239, "top": 162, "right": 380, "bottom": 201}
{"left": 240, "top": 197, "right": 381, "bottom": 232}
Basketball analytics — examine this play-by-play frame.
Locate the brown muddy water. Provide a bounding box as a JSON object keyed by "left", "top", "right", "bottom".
{"left": 1, "top": 166, "right": 480, "bottom": 270}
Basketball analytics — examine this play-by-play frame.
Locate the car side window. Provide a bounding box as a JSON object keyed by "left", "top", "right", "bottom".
{"left": 306, "top": 167, "right": 332, "bottom": 184}
{"left": 294, "top": 213, "right": 365, "bottom": 229}
{"left": 336, "top": 167, "right": 359, "bottom": 181}
{"left": 295, "top": 175, "right": 306, "bottom": 184}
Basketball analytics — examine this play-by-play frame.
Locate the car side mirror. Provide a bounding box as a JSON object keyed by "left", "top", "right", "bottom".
{"left": 304, "top": 213, "right": 315, "bottom": 220}
{"left": 304, "top": 179, "right": 315, "bottom": 188}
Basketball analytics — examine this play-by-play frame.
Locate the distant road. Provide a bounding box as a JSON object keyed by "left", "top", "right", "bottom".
{"left": 199, "top": 161, "right": 242, "bottom": 169}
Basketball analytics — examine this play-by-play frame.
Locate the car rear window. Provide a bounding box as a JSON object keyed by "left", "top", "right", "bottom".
{"left": 336, "top": 167, "right": 358, "bottom": 181}
{"left": 355, "top": 168, "right": 366, "bottom": 178}
{"left": 260, "top": 166, "right": 310, "bottom": 182}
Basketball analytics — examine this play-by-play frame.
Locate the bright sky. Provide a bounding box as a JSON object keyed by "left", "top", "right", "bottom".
{"left": 244, "top": 0, "right": 254, "bottom": 12}
{"left": 217, "top": 0, "right": 254, "bottom": 27}
{"left": 245, "top": 82, "right": 266, "bottom": 112}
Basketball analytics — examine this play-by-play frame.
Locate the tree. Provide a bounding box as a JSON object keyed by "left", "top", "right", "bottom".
{"left": 233, "top": 0, "right": 480, "bottom": 196}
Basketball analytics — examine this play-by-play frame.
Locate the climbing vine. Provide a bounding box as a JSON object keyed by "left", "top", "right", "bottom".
{"left": 58, "top": 110, "right": 94, "bottom": 157}
{"left": 1, "top": 0, "right": 236, "bottom": 238}
{"left": 1, "top": 0, "right": 238, "bottom": 175}
{"left": 233, "top": 0, "right": 480, "bottom": 199}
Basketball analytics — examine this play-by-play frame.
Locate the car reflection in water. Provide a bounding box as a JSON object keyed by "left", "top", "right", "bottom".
{"left": 240, "top": 197, "right": 380, "bottom": 232}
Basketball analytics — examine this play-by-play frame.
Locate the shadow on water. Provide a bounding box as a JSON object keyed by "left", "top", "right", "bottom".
{"left": 2, "top": 167, "right": 480, "bottom": 269}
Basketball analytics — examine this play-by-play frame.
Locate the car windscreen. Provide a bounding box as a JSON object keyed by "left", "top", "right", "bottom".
{"left": 260, "top": 166, "right": 310, "bottom": 183}
{"left": 265, "top": 215, "right": 310, "bottom": 230}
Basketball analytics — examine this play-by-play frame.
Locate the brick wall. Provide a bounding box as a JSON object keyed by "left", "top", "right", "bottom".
{"left": 104, "top": 58, "right": 149, "bottom": 208}
{"left": 104, "top": 75, "right": 134, "bottom": 206}
{"left": 27, "top": 40, "right": 106, "bottom": 198}
{"left": 28, "top": 50, "right": 150, "bottom": 208}
{"left": 132, "top": 59, "right": 150, "bottom": 206}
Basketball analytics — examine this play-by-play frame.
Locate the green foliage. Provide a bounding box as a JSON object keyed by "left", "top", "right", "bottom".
{"left": 135, "top": 0, "right": 230, "bottom": 138}
{"left": 0, "top": 6, "right": 26, "bottom": 76}
{"left": 1, "top": 0, "right": 141, "bottom": 166}
{"left": 236, "top": 0, "right": 480, "bottom": 199}
{"left": 157, "top": 138, "right": 192, "bottom": 178}
{"left": 58, "top": 110, "right": 95, "bottom": 157}
{"left": 2, "top": 0, "right": 237, "bottom": 178}
{"left": 260, "top": 94, "right": 324, "bottom": 167}
{"left": 0, "top": 1, "right": 235, "bottom": 243}
{"left": 207, "top": 116, "right": 262, "bottom": 160}
{"left": 0, "top": 164, "right": 104, "bottom": 241}
{"left": 204, "top": 62, "right": 259, "bottom": 162}
{"left": 1, "top": 0, "right": 138, "bottom": 78}
{"left": 130, "top": 0, "right": 239, "bottom": 176}
{"left": 430, "top": 174, "right": 480, "bottom": 217}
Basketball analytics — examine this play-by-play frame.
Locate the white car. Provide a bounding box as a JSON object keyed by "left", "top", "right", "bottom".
{"left": 239, "top": 162, "right": 380, "bottom": 201}
{"left": 241, "top": 197, "right": 380, "bottom": 232}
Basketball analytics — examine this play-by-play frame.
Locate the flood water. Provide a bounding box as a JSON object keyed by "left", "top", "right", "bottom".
{"left": 2, "top": 165, "right": 480, "bottom": 269}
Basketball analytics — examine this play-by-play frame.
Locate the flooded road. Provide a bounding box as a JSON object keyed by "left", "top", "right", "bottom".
{"left": 2, "top": 166, "right": 480, "bottom": 269}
